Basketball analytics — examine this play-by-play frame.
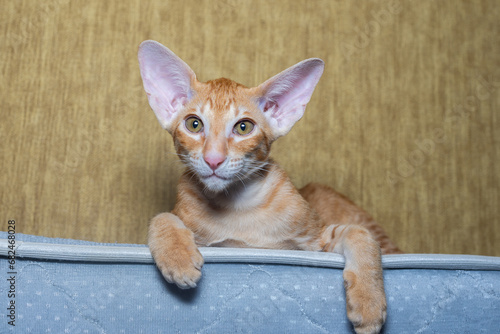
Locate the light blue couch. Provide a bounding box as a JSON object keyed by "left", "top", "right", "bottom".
{"left": 1, "top": 232, "right": 499, "bottom": 333}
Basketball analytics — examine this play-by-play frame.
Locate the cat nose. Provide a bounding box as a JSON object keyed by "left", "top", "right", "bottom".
{"left": 204, "top": 153, "right": 226, "bottom": 171}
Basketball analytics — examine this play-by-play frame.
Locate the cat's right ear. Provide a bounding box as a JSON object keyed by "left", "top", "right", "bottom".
{"left": 138, "top": 40, "right": 196, "bottom": 132}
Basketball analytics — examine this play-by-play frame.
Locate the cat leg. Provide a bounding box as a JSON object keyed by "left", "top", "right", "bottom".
{"left": 148, "top": 212, "right": 204, "bottom": 289}
{"left": 321, "top": 224, "right": 387, "bottom": 334}
{"left": 300, "top": 183, "right": 402, "bottom": 255}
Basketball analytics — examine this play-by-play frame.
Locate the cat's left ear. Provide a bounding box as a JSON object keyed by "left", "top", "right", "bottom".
{"left": 138, "top": 40, "right": 196, "bottom": 132}
{"left": 257, "top": 58, "right": 324, "bottom": 139}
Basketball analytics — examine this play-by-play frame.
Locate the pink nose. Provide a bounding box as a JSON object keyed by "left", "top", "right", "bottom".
{"left": 204, "top": 154, "right": 226, "bottom": 171}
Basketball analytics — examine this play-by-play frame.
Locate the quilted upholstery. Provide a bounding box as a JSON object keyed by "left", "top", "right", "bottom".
{"left": 1, "top": 233, "right": 500, "bottom": 333}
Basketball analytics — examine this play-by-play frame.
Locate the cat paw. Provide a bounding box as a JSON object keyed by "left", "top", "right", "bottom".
{"left": 148, "top": 213, "right": 205, "bottom": 289}
{"left": 344, "top": 270, "right": 387, "bottom": 334}
{"left": 155, "top": 242, "right": 204, "bottom": 289}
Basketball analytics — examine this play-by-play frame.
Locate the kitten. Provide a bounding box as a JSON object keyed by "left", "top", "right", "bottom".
{"left": 138, "top": 40, "right": 401, "bottom": 334}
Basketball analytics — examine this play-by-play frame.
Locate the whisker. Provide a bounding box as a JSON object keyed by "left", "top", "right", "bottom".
{"left": 244, "top": 162, "right": 271, "bottom": 176}
{"left": 247, "top": 160, "right": 278, "bottom": 168}
{"left": 235, "top": 173, "right": 247, "bottom": 190}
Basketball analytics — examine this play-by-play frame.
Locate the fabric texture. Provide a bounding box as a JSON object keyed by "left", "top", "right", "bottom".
{"left": 1, "top": 0, "right": 500, "bottom": 256}
{"left": 1, "top": 233, "right": 500, "bottom": 333}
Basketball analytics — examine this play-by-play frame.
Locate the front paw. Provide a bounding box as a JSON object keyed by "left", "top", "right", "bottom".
{"left": 155, "top": 238, "right": 204, "bottom": 289}
{"left": 344, "top": 270, "right": 387, "bottom": 334}
{"left": 149, "top": 213, "right": 204, "bottom": 289}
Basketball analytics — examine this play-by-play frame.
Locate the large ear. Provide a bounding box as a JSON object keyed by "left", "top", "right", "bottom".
{"left": 257, "top": 58, "right": 324, "bottom": 139}
{"left": 138, "top": 40, "right": 196, "bottom": 131}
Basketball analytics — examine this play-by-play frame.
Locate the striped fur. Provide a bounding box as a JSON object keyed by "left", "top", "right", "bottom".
{"left": 140, "top": 40, "right": 400, "bottom": 334}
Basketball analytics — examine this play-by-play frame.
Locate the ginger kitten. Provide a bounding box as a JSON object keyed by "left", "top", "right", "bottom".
{"left": 138, "top": 40, "right": 401, "bottom": 334}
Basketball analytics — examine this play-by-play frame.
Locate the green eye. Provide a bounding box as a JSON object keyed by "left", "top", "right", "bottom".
{"left": 234, "top": 120, "right": 254, "bottom": 136}
{"left": 185, "top": 117, "right": 203, "bottom": 133}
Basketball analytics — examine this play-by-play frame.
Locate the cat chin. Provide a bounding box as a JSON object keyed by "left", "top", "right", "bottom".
{"left": 199, "top": 175, "right": 234, "bottom": 193}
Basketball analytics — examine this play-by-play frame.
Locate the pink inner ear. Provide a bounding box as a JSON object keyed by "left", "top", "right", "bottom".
{"left": 262, "top": 100, "right": 277, "bottom": 113}
{"left": 138, "top": 41, "right": 196, "bottom": 130}
{"left": 259, "top": 58, "right": 324, "bottom": 137}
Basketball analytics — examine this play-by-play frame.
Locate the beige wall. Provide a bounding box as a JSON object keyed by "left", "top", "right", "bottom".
{"left": 1, "top": 0, "right": 499, "bottom": 255}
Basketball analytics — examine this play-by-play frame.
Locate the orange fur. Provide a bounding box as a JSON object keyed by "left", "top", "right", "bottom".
{"left": 139, "top": 40, "right": 401, "bottom": 334}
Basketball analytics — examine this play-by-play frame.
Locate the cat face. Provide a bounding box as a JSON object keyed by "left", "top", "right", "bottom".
{"left": 170, "top": 79, "right": 273, "bottom": 192}
{"left": 138, "top": 40, "right": 324, "bottom": 193}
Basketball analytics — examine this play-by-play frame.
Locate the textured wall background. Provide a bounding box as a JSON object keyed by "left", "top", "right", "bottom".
{"left": 1, "top": 0, "right": 499, "bottom": 255}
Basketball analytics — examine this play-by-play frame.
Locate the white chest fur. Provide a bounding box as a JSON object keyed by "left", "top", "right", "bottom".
{"left": 186, "top": 169, "right": 305, "bottom": 248}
